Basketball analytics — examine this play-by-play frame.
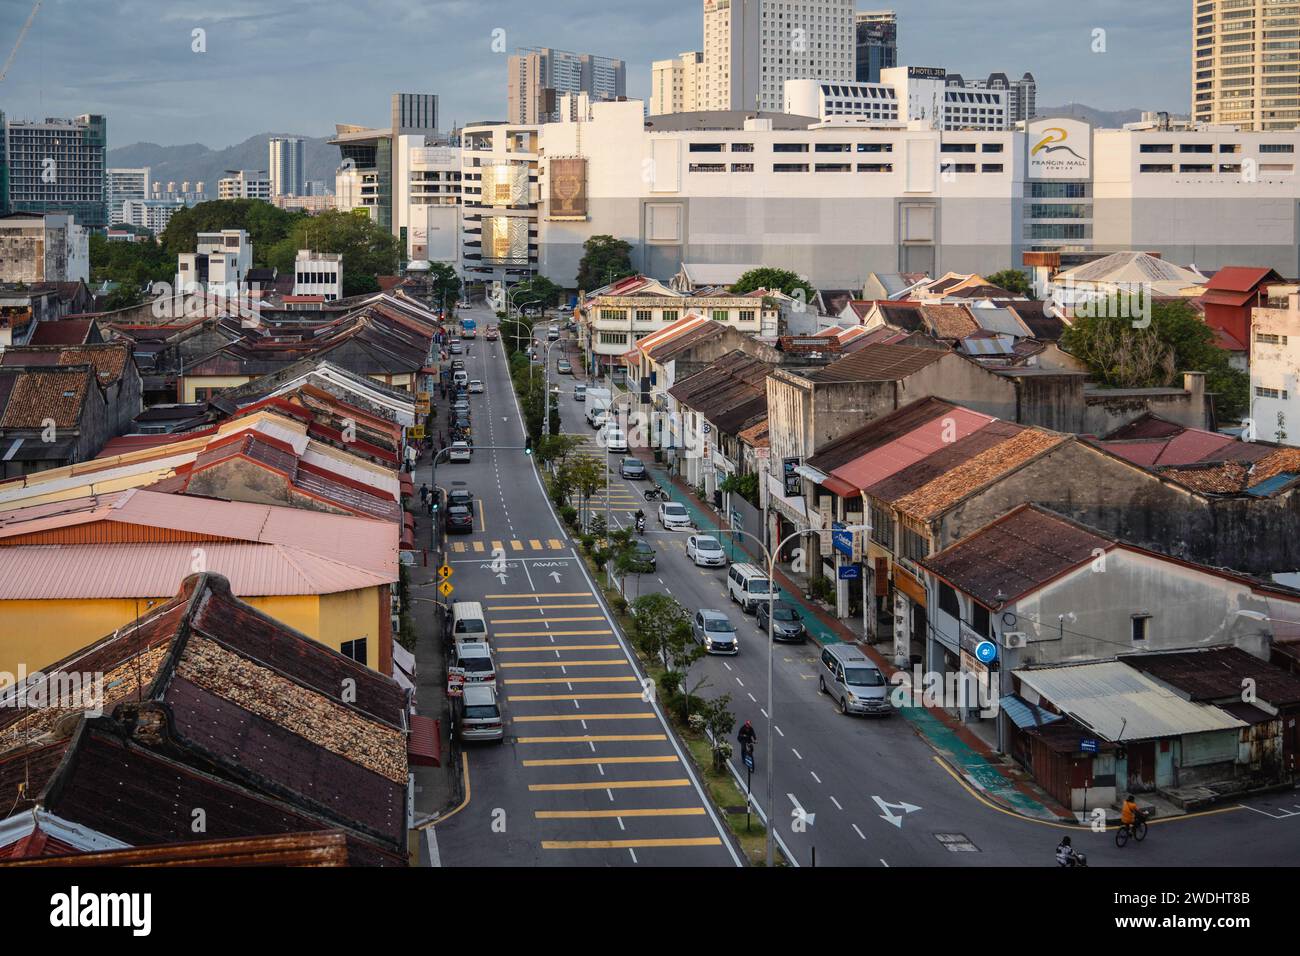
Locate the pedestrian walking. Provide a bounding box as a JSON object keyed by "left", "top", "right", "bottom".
{"left": 419, "top": 483, "right": 429, "bottom": 506}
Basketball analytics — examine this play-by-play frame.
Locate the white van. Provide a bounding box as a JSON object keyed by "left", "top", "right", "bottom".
{"left": 819, "top": 644, "right": 891, "bottom": 717}
{"left": 453, "top": 370, "right": 469, "bottom": 387}
{"left": 451, "top": 601, "right": 489, "bottom": 645}
{"left": 727, "top": 563, "right": 773, "bottom": 614}
{"left": 587, "top": 404, "right": 609, "bottom": 429}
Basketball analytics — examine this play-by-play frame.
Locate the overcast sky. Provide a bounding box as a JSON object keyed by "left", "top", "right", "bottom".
{"left": 0, "top": 0, "right": 1191, "bottom": 148}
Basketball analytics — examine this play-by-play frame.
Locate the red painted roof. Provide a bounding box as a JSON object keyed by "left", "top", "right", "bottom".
{"left": 1205, "top": 267, "right": 1278, "bottom": 294}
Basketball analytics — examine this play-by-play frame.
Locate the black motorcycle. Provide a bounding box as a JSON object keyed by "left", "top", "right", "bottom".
{"left": 644, "top": 485, "right": 669, "bottom": 502}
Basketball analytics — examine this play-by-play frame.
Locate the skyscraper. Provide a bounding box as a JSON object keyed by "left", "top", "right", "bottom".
{"left": 106, "top": 167, "right": 151, "bottom": 226}
{"left": 1193, "top": 0, "right": 1300, "bottom": 130}
{"left": 507, "top": 47, "right": 627, "bottom": 124}
{"left": 3, "top": 114, "right": 107, "bottom": 229}
{"left": 269, "top": 136, "right": 305, "bottom": 197}
{"left": 701, "top": 0, "right": 855, "bottom": 113}
{"left": 855, "top": 11, "right": 897, "bottom": 84}
{"left": 393, "top": 93, "right": 439, "bottom": 135}
{"left": 651, "top": 52, "right": 704, "bottom": 115}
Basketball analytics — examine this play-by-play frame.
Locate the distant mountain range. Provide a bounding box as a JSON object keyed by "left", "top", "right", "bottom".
{"left": 1037, "top": 104, "right": 1188, "bottom": 128}
{"left": 106, "top": 133, "right": 341, "bottom": 197}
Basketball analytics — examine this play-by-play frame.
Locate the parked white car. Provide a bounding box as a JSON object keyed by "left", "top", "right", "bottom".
{"left": 468, "top": 380, "right": 485, "bottom": 394}
{"left": 658, "top": 501, "right": 692, "bottom": 531}
{"left": 686, "top": 534, "right": 727, "bottom": 567}
{"left": 601, "top": 426, "right": 628, "bottom": 453}
{"left": 448, "top": 441, "right": 473, "bottom": 462}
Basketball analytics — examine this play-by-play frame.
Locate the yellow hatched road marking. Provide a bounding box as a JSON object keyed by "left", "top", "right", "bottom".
{"left": 504, "top": 677, "right": 640, "bottom": 685}
{"left": 536, "top": 808, "right": 705, "bottom": 819}
{"left": 513, "top": 712, "right": 653, "bottom": 722}
{"left": 523, "top": 755, "right": 679, "bottom": 767}
{"left": 510, "top": 540, "right": 524, "bottom": 551}
{"left": 517, "top": 734, "right": 666, "bottom": 743}
{"left": 490, "top": 593, "right": 593, "bottom": 599}
{"left": 548, "top": 539, "right": 565, "bottom": 550}
{"left": 500, "top": 660, "right": 631, "bottom": 669}
{"left": 497, "top": 629, "right": 612, "bottom": 637}
{"left": 530, "top": 778, "right": 690, "bottom": 792}
{"left": 451, "top": 542, "right": 466, "bottom": 553}
{"left": 529, "top": 539, "right": 544, "bottom": 550}
{"left": 542, "top": 837, "right": 722, "bottom": 850}
{"left": 508, "top": 692, "right": 646, "bottom": 702}
{"left": 492, "top": 540, "right": 504, "bottom": 553}
{"left": 492, "top": 616, "right": 604, "bottom": 624}
{"left": 472, "top": 541, "right": 485, "bottom": 553}
{"left": 488, "top": 604, "right": 598, "bottom": 611}
{"left": 496, "top": 644, "right": 619, "bottom": 653}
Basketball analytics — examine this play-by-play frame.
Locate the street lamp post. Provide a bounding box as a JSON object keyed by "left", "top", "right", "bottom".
{"left": 540, "top": 338, "right": 565, "bottom": 437}
{"left": 717, "top": 521, "right": 868, "bottom": 867}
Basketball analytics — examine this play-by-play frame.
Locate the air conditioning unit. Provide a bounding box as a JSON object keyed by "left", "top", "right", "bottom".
{"left": 1001, "top": 631, "right": 1028, "bottom": 650}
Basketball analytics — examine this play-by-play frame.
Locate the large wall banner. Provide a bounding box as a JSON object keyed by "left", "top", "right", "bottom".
{"left": 548, "top": 157, "right": 589, "bottom": 221}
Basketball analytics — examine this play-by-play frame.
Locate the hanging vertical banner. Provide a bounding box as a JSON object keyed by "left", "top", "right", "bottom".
{"left": 548, "top": 157, "right": 589, "bottom": 221}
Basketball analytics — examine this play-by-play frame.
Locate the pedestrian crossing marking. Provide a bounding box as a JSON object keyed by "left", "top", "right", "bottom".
{"left": 492, "top": 540, "right": 504, "bottom": 553}
{"left": 473, "top": 541, "right": 485, "bottom": 553}
{"left": 529, "top": 539, "right": 543, "bottom": 550}
{"left": 453, "top": 539, "right": 571, "bottom": 554}
{"left": 529, "top": 778, "right": 690, "bottom": 791}
{"left": 510, "top": 540, "right": 524, "bottom": 551}
{"left": 451, "top": 542, "right": 466, "bottom": 553}
{"left": 548, "top": 539, "right": 565, "bottom": 549}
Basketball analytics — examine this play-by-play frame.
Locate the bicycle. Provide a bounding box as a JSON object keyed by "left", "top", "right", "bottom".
{"left": 1114, "top": 810, "right": 1148, "bottom": 847}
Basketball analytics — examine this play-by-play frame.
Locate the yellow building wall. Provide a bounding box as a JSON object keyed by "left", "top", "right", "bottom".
{"left": 182, "top": 375, "right": 253, "bottom": 403}
{"left": 0, "top": 587, "right": 383, "bottom": 676}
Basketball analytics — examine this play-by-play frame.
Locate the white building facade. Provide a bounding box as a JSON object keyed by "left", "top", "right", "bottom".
{"left": 293, "top": 249, "right": 343, "bottom": 302}
{"left": 531, "top": 101, "right": 1300, "bottom": 290}
{"left": 460, "top": 123, "right": 540, "bottom": 286}
{"left": 1250, "top": 284, "right": 1300, "bottom": 445}
{"left": 394, "top": 138, "right": 462, "bottom": 265}
{"left": 651, "top": 52, "right": 705, "bottom": 116}
{"left": 701, "top": 0, "right": 855, "bottom": 113}
{"left": 120, "top": 198, "right": 185, "bottom": 234}
{"left": 218, "top": 170, "right": 271, "bottom": 200}
{"left": 106, "top": 167, "right": 151, "bottom": 226}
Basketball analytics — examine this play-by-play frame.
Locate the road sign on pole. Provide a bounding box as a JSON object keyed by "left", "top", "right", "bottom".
{"left": 438, "top": 565, "right": 454, "bottom": 580}
{"left": 438, "top": 580, "right": 454, "bottom": 598}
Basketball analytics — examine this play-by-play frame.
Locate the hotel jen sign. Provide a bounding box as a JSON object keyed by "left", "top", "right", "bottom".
{"left": 1026, "top": 118, "right": 1091, "bottom": 180}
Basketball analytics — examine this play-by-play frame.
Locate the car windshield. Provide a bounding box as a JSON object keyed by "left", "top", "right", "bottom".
{"left": 624, "top": 459, "right": 642, "bottom": 468}
{"left": 845, "top": 666, "right": 885, "bottom": 687}
{"left": 635, "top": 542, "right": 654, "bottom": 554}
{"left": 747, "top": 579, "right": 772, "bottom": 593}
{"left": 449, "top": 506, "right": 470, "bottom": 517}
{"left": 697, "top": 537, "right": 721, "bottom": 550}
{"left": 706, "top": 618, "right": 734, "bottom": 633}
{"left": 461, "top": 656, "right": 493, "bottom": 674}
{"left": 665, "top": 505, "right": 687, "bottom": 516}
{"left": 455, "top": 620, "right": 486, "bottom": 633}
{"left": 773, "top": 607, "right": 800, "bottom": 622}
{"left": 463, "top": 705, "right": 499, "bottom": 719}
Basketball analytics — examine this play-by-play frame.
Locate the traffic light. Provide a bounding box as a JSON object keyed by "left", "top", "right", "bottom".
{"left": 525, "top": 437, "right": 534, "bottom": 456}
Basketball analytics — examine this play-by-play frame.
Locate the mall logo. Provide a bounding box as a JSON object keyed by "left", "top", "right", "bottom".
{"left": 1028, "top": 121, "right": 1090, "bottom": 177}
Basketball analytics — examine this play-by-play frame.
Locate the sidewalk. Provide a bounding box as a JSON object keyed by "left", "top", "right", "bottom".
{"left": 406, "top": 413, "right": 461, "bottom": 830}
{"left": 646, "top": 459, "right": 1077, "bottom": 824}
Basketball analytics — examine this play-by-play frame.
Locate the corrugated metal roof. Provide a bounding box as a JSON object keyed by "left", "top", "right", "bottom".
{"left": 1015, "top": 661, "right": 1247, "bottom": 742}
{"left": 1000, "top": 694, "right": 1064, "bottom": 730}
{"left": 832, "top": 406, "right": 996, "bottom": 493}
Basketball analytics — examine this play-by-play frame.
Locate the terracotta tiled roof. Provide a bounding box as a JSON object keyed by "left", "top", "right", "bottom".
{"left": 894, "top": 428, "right": 1067, "bottom": 520}
{"left": 0, "top": 368, "right": 89, "bottom": 429}
{"left": 58, "top": 345, "right": 128, "bottom": 385}
{"left": 921, "top": 305, "right": 978, "bottom": 340}
{"left": 1158, "top": 461, "right": 1250, "bottom": 494}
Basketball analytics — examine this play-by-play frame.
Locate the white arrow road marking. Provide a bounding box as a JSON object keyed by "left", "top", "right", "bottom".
{"left": 872, "top": 796, "right": 923, "bottom": 828}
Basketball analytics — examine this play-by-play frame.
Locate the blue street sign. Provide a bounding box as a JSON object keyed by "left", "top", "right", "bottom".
{"left": 838, "top": 564, "right": 861, "bottom": 581}
{"left": 743, "top": 751, "right": 755, "bottom": 773}
{"left": 1080, "top": 738, "right": 1100, "bottom": 754}
{"left": 831, "top": 521, "right": 854, "bottom": 557}
{"left": 975, "top": 641, "right": 998, "bottom": 664}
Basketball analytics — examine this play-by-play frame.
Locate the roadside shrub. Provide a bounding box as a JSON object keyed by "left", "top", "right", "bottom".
{"left": 560, "top": 505, "right": 578, "bottom": 527}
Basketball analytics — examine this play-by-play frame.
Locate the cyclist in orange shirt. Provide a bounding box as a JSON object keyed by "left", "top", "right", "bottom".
{"left": 1121, "top": 794, "right": 1139, "bottom": 826}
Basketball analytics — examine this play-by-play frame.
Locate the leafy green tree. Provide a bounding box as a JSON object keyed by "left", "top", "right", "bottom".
{"left": 264, "top": 209, "right": 400, "bottom": 297}
{"left": 720, "top": 472, "right": 759, "bottom": 508}
{"left": 427, "top": 262, "right": 461, "bottom": 313}
{"left": 731, "top": 267, "right": 816, "bottom": 303}
{"left": 576, "top": 235, "right": 634, "bottom": 292}
{"left": 1061, "top": 299, "right": 1249, "bottom": 421}
{"left": 537, "top": 434, "right": 584, "bottom": 467}
{"left": 986, "top": 269, "right": 1035, "bottom": 298}
{"left": 160, "top": 199, "right": 305, "bottom": 267}
{"left": 513, "top": 276, "right": 563, "bottom": 318}
{"left": 631, "top": 594, "right": 691, "bottom": 664}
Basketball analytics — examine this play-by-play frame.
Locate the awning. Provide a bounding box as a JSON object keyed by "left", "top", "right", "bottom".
{"left": 407, "top": 715, "right": 441, "bottom": 767}
{"left": 821, "top": 475, "right": 858, "bottom": 498}
{"left": 796, "top": 464, "right": 828, "bottom": 484}
{"left": 1001, "top": 694, "right": 1064, "bottom": 730}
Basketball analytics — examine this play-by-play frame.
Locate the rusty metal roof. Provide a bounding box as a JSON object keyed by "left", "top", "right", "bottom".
{"left": 801, "top": 344, "right": 946, "bottom": 384}
{"left": 921, "top": 504, "right": 1113, "bottom": 608}
{"left": 1123, "top": 646, "right": 1300, "bottom": 708}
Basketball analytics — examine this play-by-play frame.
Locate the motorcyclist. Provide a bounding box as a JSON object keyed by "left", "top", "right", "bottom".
{"left": 1056, "top": 835, "right": 1082, "bottom": 867}
{"left": 737, "top": 719, "right": 757, "bottom": 756}
{"left": 634, "top": 509, "right": 646, "bottom": 532}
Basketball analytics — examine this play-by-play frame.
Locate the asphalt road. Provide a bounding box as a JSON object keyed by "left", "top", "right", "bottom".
{"left": 541, "top": 331, "right": 1300, "bottom": 869}
{"left": 433, "top": 307, "right": 1300, "bottom": 869}
{"left": 429, "top": 305, "right": 739, "bottom": 868}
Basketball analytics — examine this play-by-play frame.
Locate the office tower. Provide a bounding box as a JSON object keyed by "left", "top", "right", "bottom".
{"left": 3, "top": 114, "right": 107, "bottom": 229}
{"left": 218, "top": 170, "right": 271, "bottom": 200}
{"left": 507, "top": 47, "right": 627, "bottom": 124}
{"left": 1194, "top": 0, "right": 1300, "bottom": 130}
{"left": 701, "top": 0, "right": 854, "bottom": 113}
{"left": 946, "top": 71, "right": 1037, "bottom": 125}
{"left": 651, "top": 51, "right": 705, "bottom": 115}
{"left": 269, "top": 136, "right": 305, "bottom": 197}
{"left": 855, "top": 11, "right": 897, "bottom": 83}
{"left": 106, "top": 168, "right": 151, "bottom": 226}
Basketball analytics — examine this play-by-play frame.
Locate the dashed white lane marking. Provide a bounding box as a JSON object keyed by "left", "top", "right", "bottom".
{"left": 791, "top": 748, "right": 803, "bottom": 760}
{"left": 852, "top": 825, "right": 866, "bottom": 840}
{"left": 774, "top": 725, "right": 784, "bottom": 737}
{"left": 810, "top": 771, "right": 822, "bottom": 784}
{"left": 830, "top": 796, "right": 843, "bottom": 811}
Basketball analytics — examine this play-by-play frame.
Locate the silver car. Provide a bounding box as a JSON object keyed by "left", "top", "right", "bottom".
{"left": 458, "top": 683, "right": 505, "bottom": 742}
{"left": 819, "top": 644, "right": 891, "bottom": 717}
{"left": 686, "top": 534, "right": 727, "bottom": 567}
{"left": 692, "top": 609, "right": 739, "bottom": 655}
